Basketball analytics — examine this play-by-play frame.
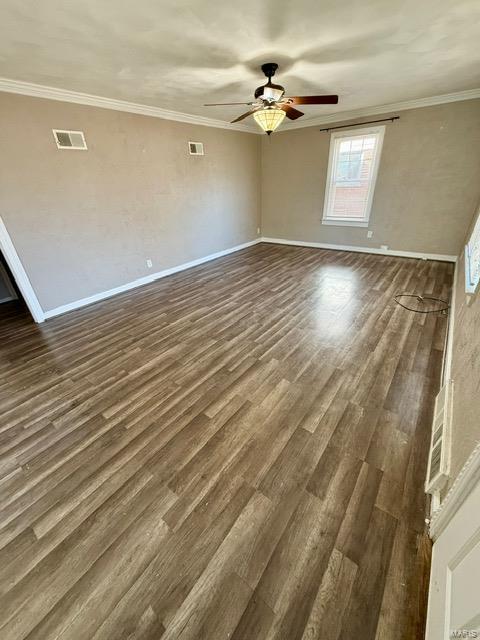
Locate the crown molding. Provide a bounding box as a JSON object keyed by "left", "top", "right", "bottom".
{"left": 1, "top": 77, "right": 479, "bottom": 135}
{"left": 0, "top": 77, "right": 257, "bottom": 134}
{"left": 280, "top": 87, "right": 480, "bottom": 131}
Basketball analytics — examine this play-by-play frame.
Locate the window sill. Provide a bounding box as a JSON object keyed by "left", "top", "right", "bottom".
{"left": 465, "top": 282, "right": 479, "bottom": 306}
{"left": 465, "top": 289, "right": 478, "bottom": 307}
{"left": 322, "top": 219, "right": 369, "bottom": 228}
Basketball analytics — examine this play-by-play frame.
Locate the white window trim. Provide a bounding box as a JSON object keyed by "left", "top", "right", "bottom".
{"left": 322, "top": 219, "right": 369, "bottom": 228}
{"left": 465, "top": 244, "right": 476, "bottom": 295}
{"left": 464, "top": 209, "right": 480, "bottom": 301}
{"left": 322, "top": 125, "right": 385, "bottom": 227}
{"left": 464, "top": 246, "right": 480, "bottom": 301}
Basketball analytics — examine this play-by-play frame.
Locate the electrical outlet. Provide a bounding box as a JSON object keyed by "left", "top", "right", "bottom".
{"left": 367, "top": 230, "right": 373, "bottom": 238}
{"left": 257, "top": 227, "right": 261, "bottom": 235}
{"left": 380, "top": 245, "right": 389, "bottom": 251}
{"left": 146, "top": 259, "right": 153, "bottom": 269}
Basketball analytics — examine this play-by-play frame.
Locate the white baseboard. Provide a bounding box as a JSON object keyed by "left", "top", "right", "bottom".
{"left": 0, "top": 295, "right": 16, "bottom": 304}
{"left": 42, "top": 235, "right": 457, "bottom": 320}
{"left": 261, "top": 236, "right": 457, "bottom": 262}
{"left": 44, "top": 238, "right": 261, "bottom": 319}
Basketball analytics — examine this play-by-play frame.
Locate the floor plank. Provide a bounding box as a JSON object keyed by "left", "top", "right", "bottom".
{"left": 0, "top": 243, "right": 451, "bottom": 639}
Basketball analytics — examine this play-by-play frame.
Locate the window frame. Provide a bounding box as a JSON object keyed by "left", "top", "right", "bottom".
{"left": 464, "top": 209, "right": 480, "bottom": 297}
{"left": 322, "top": 125, "right": 386, "bottom": 228}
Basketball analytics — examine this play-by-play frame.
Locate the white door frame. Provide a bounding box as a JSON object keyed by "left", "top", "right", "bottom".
{"left": 0, "top": 216, "right": 45, "bottom": 323}
{"left": 426, "top": 443, "right": 480, "bottom": 638}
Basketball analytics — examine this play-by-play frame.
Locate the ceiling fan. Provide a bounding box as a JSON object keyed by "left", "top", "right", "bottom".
{"left": 204, "top": 62, "right": 338, "bottom": 135}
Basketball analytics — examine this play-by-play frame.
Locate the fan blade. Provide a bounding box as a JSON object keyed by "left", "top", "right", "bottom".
{"left": 231, "top": 108, "right": 259, "bottom": 123}
{"left": 204, "top": 102, "right": 255, "bottom": 106}
{"left": 280, "top": 104, "right": 304, "bottom": 120}
{"left": 287, "top": 95, "right": 339, "bottom": 105}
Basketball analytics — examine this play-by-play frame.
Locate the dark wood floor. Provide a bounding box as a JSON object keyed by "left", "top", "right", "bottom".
{"left": 0, "top": 243, "right": 452, "bottom": 640}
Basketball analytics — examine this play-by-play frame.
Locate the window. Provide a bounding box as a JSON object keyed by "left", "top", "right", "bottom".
{"left": 465, "top": 208, "right": 480, "bottom": 295}
{"left": 322, "top": 125, "right": 385, "bottom": 227}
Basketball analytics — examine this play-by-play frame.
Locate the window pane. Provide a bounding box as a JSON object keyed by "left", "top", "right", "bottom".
{"left": 336, "top": 152, "right": 362, "bottom": 181}
{"left": 324, "top": 130, "right": 382, "bottom": 222}
{"left": 350, "top": 138, "right": 364, "bottom": 151}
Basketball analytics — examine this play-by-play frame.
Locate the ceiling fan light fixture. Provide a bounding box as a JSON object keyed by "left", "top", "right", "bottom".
{"left": 205, "top": 62, "right": 339, "bottom": 128}
{"left": 253, "top": 107, "right": 286, "bottom": 135}
{"left": 262, "top": 86, "right": 284, "bottom": 102}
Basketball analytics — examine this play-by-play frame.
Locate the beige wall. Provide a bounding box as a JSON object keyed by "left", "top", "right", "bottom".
{"left": 261, "top": 100, "right": 480, "bottom": 257}
{"left": 2, "top": 93, "right": 480, "bottom": 316}
{"left": 446, "top": 204, "right": 480, "bottom": 491}
{"left": 0, "top": 93, "right": 261, "bottom": 311}
{"left": 1, "top": 90, "right": 480, "bottom": 486}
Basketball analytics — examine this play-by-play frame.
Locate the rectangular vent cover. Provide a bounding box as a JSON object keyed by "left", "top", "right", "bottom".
{"left": 188, "top": 141, "right": 204, "bottom": 155}
{"left": 53, "top": 130, "right": 87, "bottom": 150}
{"left": 425, "top": 379, "right": 453, "bottom": 494}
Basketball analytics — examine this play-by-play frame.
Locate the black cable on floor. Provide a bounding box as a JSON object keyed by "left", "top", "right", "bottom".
{"left": 393, "top": 294, "right": 449, "bottom": 314}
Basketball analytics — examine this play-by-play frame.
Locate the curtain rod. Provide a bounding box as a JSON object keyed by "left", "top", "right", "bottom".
{"left": 319, "top": 116, "right": 400, "bottom": 132}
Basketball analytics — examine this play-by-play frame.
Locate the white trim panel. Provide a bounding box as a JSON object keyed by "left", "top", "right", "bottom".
{"left": 44, "top": 239, "right": 261, "bottom": 319}
{"left": 430, "top": 442, "right": 480, "bottom": 540}
{"left": 0, "top": 77, "right": 256, "bottom": 134}
{"left": 0, "top": 216, "right": 45, "bottom": 322}
{"left": 261, "top": 237, "right": 457, "bottom": 262}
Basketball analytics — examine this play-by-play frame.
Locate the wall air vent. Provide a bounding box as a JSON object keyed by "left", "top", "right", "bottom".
{"left": 52, "top": 129, "right": 87, "bottom": 150}
{"left": 188, "top": 141, "right": 204, "bottom": 156}
{"left": 425, "top": 379, "right": 453, "bottom": 495}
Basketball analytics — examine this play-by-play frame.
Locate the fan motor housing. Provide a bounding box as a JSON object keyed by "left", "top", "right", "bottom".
{"left": 254, "top": 82, "right": 285, "bottom": 100}
{"left": 261, "top": 62, "right": 278, "bottom": 78}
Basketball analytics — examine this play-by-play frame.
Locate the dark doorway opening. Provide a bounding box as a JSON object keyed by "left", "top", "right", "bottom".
{"left": 0, "top": 250, "right": 32, "bottom": 324}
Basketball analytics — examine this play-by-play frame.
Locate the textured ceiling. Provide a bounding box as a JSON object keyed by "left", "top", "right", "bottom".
{"left": 1, "top": 0, "right": 479, "bottom": 126}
